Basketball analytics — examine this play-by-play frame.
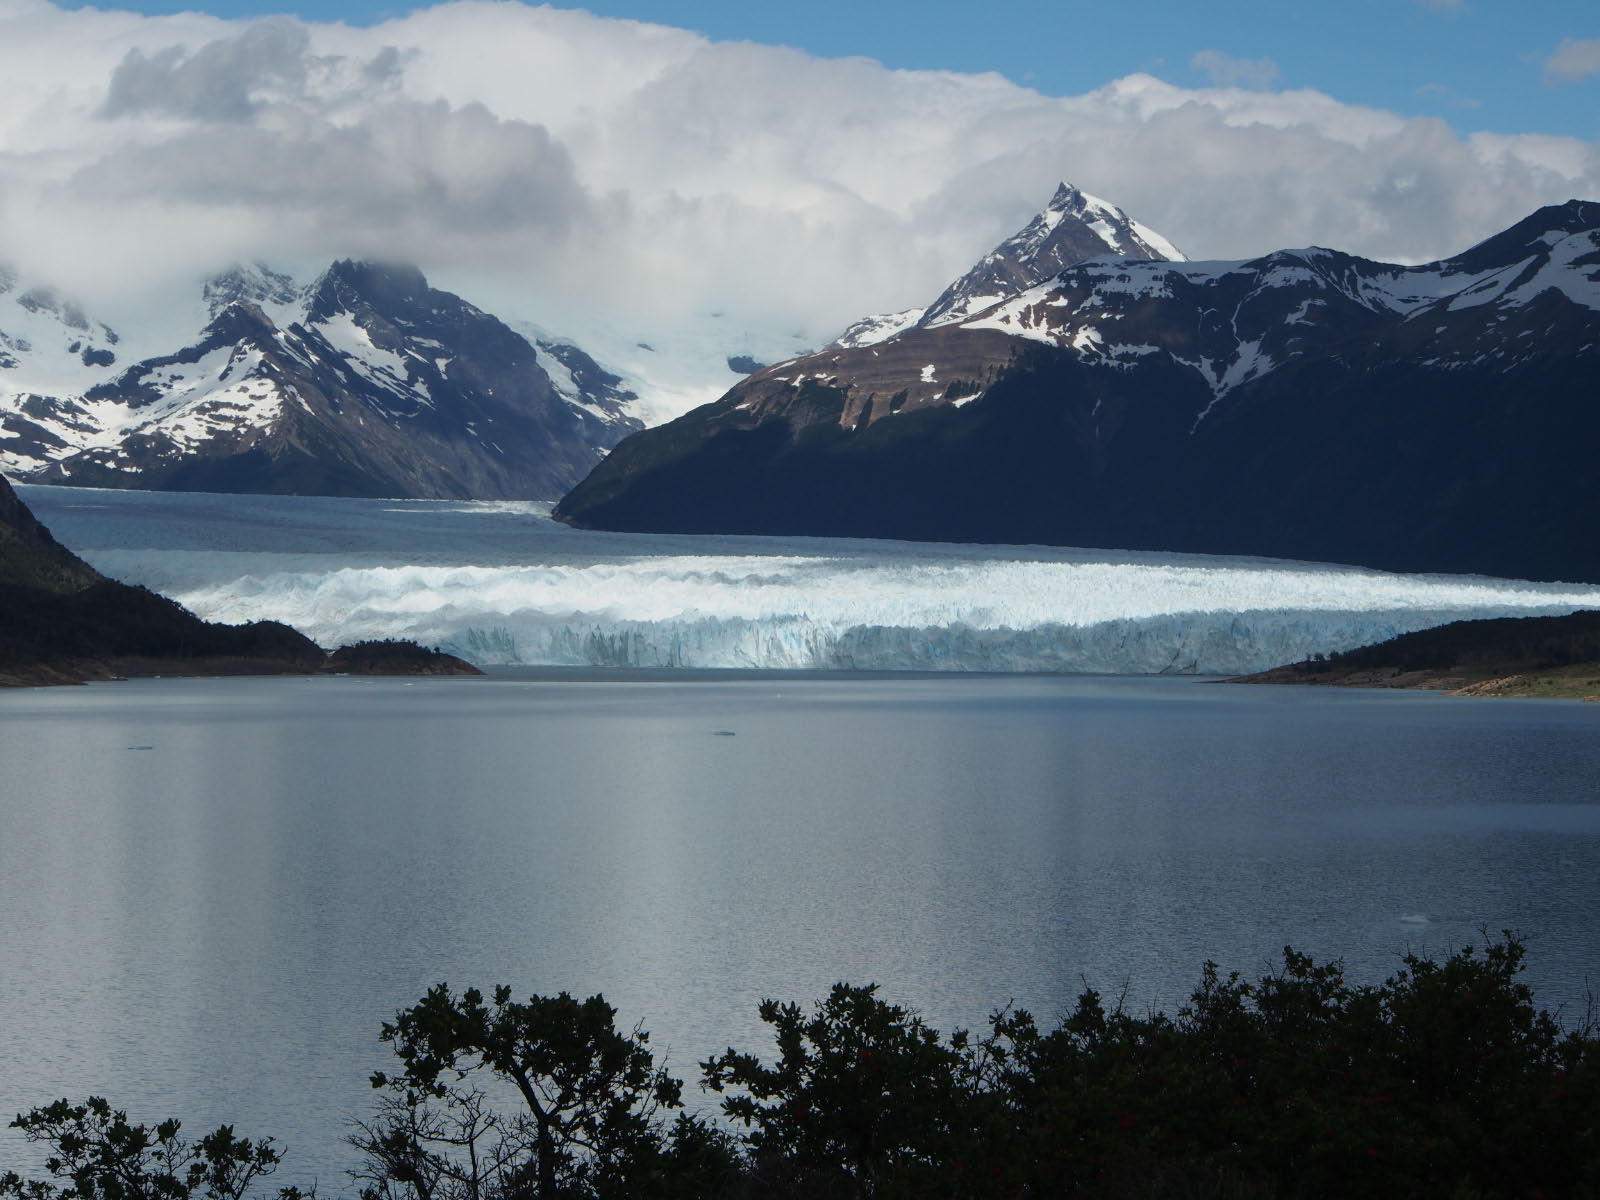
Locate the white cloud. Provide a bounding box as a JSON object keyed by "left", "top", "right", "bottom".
{"left": 1191, "top": 49, "right": 1281, "bottom": 91}
{"left": 0, "top": 1, "right": 1596, "bottom": 355}
{"left": 1545, "top": 38, "right": 1600, "bottom": 84}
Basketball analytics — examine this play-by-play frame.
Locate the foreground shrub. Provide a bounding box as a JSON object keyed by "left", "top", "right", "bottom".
{"left": 701, "top": 982, "right": 990, "bottom": 1197}
{"left": 0, "top": 1097, "right": 307, "bottom": 1200}
{"left": 980, "top": 935, "right": 1599, "bottom": 1197}
{"left": 7, "top": 935, "right": 1596, "bottom": 1199}
{"left": 358, "top": 985, "right": 684, "bottom": 1200}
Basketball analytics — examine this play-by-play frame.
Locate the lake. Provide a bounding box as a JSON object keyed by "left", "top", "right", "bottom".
{"left": 2, "top": 670, "right": 1597, "bottom": 1190}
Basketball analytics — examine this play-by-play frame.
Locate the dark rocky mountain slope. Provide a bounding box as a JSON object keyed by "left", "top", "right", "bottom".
{"left": 0, "top": 473, "right": 475, "bottom": 685}
{"left": 556, "top": 200, "right": 1600, "bottom": 584}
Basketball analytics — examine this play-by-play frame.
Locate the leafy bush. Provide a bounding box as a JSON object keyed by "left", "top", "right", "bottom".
{"left": 359, "top": 985, "right": 683, "bottom": 1200}
{"left": 8, "top": 936, "right": 1597, "bottom": 1200}
{"left": 1, "top": 1097, "right": 308, "bottom": 1200}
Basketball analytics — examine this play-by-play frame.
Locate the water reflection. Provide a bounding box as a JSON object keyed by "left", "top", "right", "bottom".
{"left": 0, "top": 673, "right": 1596, "bottom": 1188}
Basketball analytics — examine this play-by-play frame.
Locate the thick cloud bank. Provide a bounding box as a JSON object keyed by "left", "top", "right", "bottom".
{"left": 1, "top": 0, "right": 1596, "bottom": 348}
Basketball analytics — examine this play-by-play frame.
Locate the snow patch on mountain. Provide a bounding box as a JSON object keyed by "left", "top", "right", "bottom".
{"left": 947, "top": 211, "right": 1598, "bottom": 414}
{"left": 1500, "top": 229, "right": 1600, "bottom": 309}
{"left": 0, "top": 274, "right": 124, "bottom": 405}
{"left": 310, "top": 310, "right": 421, "bottom": 406}
{"left": 831, "top": 307, "right": 926, "bottom": 350}
{"left": 203, "top": 263, "right": 304, "bottom": 325}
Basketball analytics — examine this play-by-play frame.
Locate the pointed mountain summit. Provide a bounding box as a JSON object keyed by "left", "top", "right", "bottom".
{"left": 834, "top": 183, "right": 1185, "bottom": 349}
{"left": 919, "top": 182, "right": 1187, "bottom": 329}
{"left": 202, "top": 262, "right": 303, "bottom": 321}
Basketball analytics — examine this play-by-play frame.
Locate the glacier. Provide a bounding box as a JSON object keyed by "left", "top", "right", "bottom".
{"left": 21, "top": 486, "right": 1600, "bottom": 675}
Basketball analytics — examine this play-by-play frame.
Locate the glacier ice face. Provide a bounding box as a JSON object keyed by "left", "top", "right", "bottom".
{"left": 30, "top": 486, "right": 1600, "bottom": 676}
{"left": 168, "top": 557, "right": 1600, "bottom": 675}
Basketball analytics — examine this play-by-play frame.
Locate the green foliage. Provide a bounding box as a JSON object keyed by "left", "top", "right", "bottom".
{"left": 360, "top": 985, "right": 682, "bottom": 1200}
{"left": 0, "top": 1097, "right": 308, "bottom": 1200}
{"left": 701, "top": 982, "right": 986, "bottom": 1198}
{"left": 974, "top": 934, "right": 1600, "bottom": 1197}
{"left": 9, "top": 936, "right": 1599, "bottom": 1200}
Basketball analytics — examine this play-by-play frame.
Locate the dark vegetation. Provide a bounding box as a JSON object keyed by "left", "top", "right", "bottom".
{"left": 0, "top": 475, "right": 102, "bottom": 595}
{"left": 1285, "top": 609, "right": 1600, "bottom": 676}
{"left": 3, "top": 470, "right": 316, "bottom": 681}
{"left": 0, "top": 577, "right": 325, "bottom": 678}
{"left": 0, "top": 575, "right": 480, "bottom": 685}
{"left": 0, "top": 581, "right": 481, "bottom": 685}
{"left": 6, "top": 935, "right": 1597, "bottom": 1199}
{"left": 325, "top": 640, "right": 483, "bottom": 676}
{"left": 1234, "top": 609, "right": 1600, "bottom": 698}
{"left": 0, "top": 473, "right": 479, "bottom": 685}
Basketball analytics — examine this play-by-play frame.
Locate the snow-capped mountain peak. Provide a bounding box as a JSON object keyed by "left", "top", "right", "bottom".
{"left": 833, "top": 182, "right": 1186, "bottom": 349}
{"left": 919, "top": 182, "right": 1188, "bottom": 331}
{"left": 1, "top": 259, "right": 646, "bottom": 497}
{"left": 0, "top": 267, "right": 123, "bottom": 394}
{"left": 1016, "top": 182, "right": 1186, "bottom": 267}
{"left": 830, "top": 306, "right": 928, "bottom": 352}
{"left": 203, "top": 262, "right": 304, "bottom": 323}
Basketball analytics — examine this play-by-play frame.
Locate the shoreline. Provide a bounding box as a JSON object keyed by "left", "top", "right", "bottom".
{"left": 0, "top": 642, "right": 483, "bottom": 689}
{"left": 1226, "top": 610, "right": 1600, "bottom": 701}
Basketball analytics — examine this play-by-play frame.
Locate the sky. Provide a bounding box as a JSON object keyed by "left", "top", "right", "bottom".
{"left": 2, "top": 0, "right": 1597, "bottom": 353}
{"left": 104, "top": 0, "right": 1600, "bottom": 140}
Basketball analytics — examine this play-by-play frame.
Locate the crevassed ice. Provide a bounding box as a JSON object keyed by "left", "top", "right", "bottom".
{"left": 161, "top": 552, "right": 1600, "bottom": 675}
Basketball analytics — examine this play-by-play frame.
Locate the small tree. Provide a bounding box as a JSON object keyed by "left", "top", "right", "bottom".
{"left": 701, "top": 983, "right": 981, "bottom": 1197}
{"left": 361, "top": 985, "right": 682, "bottom": 1200}
{"left": 0, "top": 1097, "right": 307, "bottom": 1200}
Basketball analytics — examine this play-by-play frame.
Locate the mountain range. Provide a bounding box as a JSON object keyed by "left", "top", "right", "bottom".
{"left": 0, "top": 260, "right": 644, "bottom": 499}
{"left": 0, "top": 186, "right": 1181, "bottom": 502}
{"left": 9, "top": 181, "right": 1599, "bottom": 586}
{"left": 555, "top": 195, "right": 1600, "bottom": 584}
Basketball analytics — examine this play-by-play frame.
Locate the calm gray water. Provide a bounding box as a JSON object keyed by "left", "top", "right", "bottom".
{"left": 2, "top": 671, "right": 1597, "bottom": 1189}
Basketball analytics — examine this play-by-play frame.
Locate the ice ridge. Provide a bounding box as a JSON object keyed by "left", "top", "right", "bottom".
{"left": 143, "top": 555, "right": 1600, "bottom": 675}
